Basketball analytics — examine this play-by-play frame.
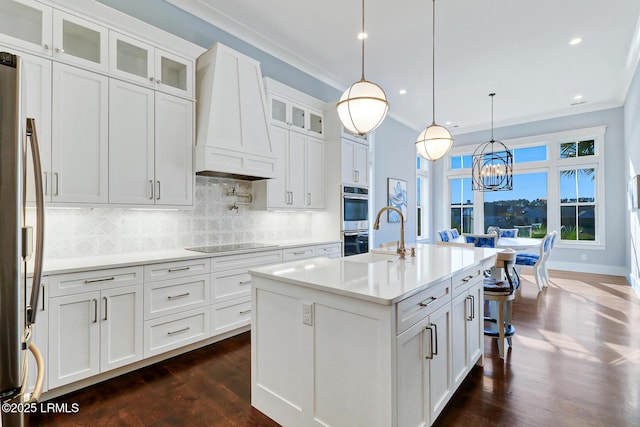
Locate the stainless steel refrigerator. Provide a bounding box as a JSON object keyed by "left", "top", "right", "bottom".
{"left": 0, "top": 51, "right": 45, "bottom": 427}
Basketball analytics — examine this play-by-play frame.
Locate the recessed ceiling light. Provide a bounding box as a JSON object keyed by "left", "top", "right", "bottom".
{"left": 399, "top": 89, "right": 407, "bottom": 95}
{"left": 358, "top": 32, "right": 368, "bottom": 40}
{"left": 574, "top": 94, "right": 583, "bottom": 100}
{"left": 445, "top": 121, "right": 452, "bottom": 125}
{"left": 569, "top": 37, "right": 582, "bottom": 45}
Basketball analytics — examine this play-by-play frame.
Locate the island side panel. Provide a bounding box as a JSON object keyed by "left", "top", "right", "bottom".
{"left": 251, "top": 275, "right": 394, "bottom": 427}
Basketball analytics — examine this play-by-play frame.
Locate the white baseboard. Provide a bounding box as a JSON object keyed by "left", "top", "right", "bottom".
{"left": 546, "top": 261, "right": 627, "bottom": 277}
{"left": 629, "top": 274, "right": 640, "bottom": 298}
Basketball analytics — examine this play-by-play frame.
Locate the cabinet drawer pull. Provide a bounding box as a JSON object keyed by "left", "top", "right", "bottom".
{"left": 168, "top": 266, "right": 190, "bottom": 273}
{"left": 239, "top": 280, "right": 252, "bottom": 285}
{"left": 292, "top": 251, "right": 306, "bottom": 255}
{"left": 461, "top": 275, "right": 474, "bottom": 283}
{"left": 418, "top": 297, "right": 436, "bottom": 307}
{"left": 92, "top": 298, "right": 98, "bottom": 323}
{"left": 239, "top": 309, "right": 252, "bottom": 315}
{"left": 84, "top": 276, "right": 115, "bottom": 284}
{"left": 167, "top": 326, "right": 190, "bottom": 336}
{"left": 167, "top": 292, "right": 190, "bottom": 300}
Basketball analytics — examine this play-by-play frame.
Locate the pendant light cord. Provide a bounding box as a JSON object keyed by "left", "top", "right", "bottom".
{"left": 490, "top": 93, "right": 495, "bottom": 142}
{"left": 431, "top": 0, "right": 436, "bottom": 124}
{"left": 361, "top": 0, "right": 366, "bottom": 81}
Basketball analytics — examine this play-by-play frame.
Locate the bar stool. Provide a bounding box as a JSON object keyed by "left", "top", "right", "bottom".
{"left": 483, "top": 249, "right": 519, "bottom": 359}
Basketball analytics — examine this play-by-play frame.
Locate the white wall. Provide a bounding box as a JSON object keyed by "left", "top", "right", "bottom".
{"left": 624, "top": 58, "right": 640, "bottom": 296}
{"left": 432, "top": 107, "right": 627, "bottom": 276}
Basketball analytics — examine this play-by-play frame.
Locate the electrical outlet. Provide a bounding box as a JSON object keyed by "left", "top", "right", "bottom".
{"left": 302, "top": 303, "right": 313, "bottom": 326}
{"left": 581, "top": 254, "right": 587, "bottom": 261}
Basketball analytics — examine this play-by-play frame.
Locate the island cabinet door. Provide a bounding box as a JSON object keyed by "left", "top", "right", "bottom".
{"left": 428, "top": 302, "right": 453, "bottom": 423}
{"left": 451, "top": 291, "right": 471, "bottom": 388}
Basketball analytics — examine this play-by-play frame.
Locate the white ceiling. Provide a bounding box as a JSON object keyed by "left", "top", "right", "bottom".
{"left": 168, "top": 0, "right": 640, "bottom": 134}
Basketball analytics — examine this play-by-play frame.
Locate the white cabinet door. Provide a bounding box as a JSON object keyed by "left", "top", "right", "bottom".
{"left": 266, "top": 126, "right": 288, "bottom": 208}
{"left": 48, "top": 291, "right": 101, "bottom": 388}
{"left": 396, "top": 316, "right": 430, "bottom": 427}
{"left": 451, "top": 291, "right": 470, "bottom": 388}
{"left": 354, "top": 141, "right": 369, "bottom": 186}
{"left": 100, "top": 284, "right": 143, "bottom": 372}
{"left": 428, "top": 302, "right": 452, "bottom": 423}
{"left": 155, "top": 48, "right": 193, "bottom": 98}
{"left": 109, "top": 79, "right": 155, "bottom": 204}
{"left": 51, "top": 63, "right": 108, "bottom": 204}
{"left": 155, "top": 92, "right": 193, "bottom": 206}
{"left": 467, "top": 281, "right": 483, "bottom": 365}
{"left": 52, "top": 10, "right": 108, "bottom": 72}
{"left": 16, "top": 49, "right": 52, "bottom": 203}
{"left": 0, "top": 0, "right": 52, "bottom": 56}
{"left": 341, "top": 139, "right": 356, "bottom": 185}
{"left": 288, "top": 131, "right": 306, "bottom": 209}
{"left": 109, "top": 31, "right": 154, "bottom": 88}
{"left": 306, "top": 136, "right": 325, "bottom": 209}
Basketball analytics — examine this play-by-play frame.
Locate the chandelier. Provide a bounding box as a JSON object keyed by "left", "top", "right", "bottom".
{"left": 471, "top": 93, "right": 513, "bottom": 191}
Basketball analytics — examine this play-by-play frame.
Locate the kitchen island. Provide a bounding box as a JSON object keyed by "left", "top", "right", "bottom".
{"left": 249, "top": 243, "right": 498, "bottom": 427}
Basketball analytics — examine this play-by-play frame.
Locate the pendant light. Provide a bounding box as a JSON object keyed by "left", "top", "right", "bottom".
{"left": 471, "top": 93, "right": 513, "bottom": 191}
{"left": 336, "top": 0, "right": 389, "bottom": 136}
{"left": 415, "top": 0, "right": 453, "bottom": 161}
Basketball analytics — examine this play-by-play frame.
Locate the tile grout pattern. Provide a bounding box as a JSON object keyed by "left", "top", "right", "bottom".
{"left": 35, "top": 176, "right": 313, "bottom": 259}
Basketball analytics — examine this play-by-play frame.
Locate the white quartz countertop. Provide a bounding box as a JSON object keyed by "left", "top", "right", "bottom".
{"left": 249, "top": 243, "right": 499, "bottom": 305}
{"left": 35, "top": 239, "right": 340, "bottom": 276}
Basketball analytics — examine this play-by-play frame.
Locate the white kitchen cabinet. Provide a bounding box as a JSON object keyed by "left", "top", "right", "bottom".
{"left": 0, "top": 0, "right": 52, "bottom": 56}
{"left": 108, "top": 80, "right": 193, "bottom": 206}
{"left": 452, "top": 278, "right": 483, "bottom": 388}
{"left": 341, "top": 138, "right": 369, "bottom": 187}
{"left": 51, "top": 63, "right": 108, "bottom": 204}
{"left": 268, "top": 92, "right": 324, "bottom": 137}
{"left": 255, "top": 126, "right": 324, "bottom": 210}
{"left": 109, "top": 31, "right": 193, "bottom": 98}
{"left": 52, "top": 10, "right": 108, "bottom": 72}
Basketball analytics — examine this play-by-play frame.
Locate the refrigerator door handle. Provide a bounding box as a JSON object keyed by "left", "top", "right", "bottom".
{"left": 25, "top": 117, "right": 45, "bottom": 326}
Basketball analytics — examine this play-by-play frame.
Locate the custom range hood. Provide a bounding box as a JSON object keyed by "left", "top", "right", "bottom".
{"left": 195, "top": 43, "right": 276, "bottom": 180}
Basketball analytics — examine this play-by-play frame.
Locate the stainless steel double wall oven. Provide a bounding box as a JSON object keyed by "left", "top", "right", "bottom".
{"left": 341, "top": 186, "right": 369, "bottom": 256}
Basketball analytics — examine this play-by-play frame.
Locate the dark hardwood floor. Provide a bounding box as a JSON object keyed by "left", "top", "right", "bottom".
{"left": 29, "top": 270, "right": 640, "bottom": 427}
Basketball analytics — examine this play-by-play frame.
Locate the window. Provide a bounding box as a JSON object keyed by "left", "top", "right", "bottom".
{"left": 444, "top": 127, "right": 605, "bottom": 247}
{"left": 560, "top": 167, "right": 596, "bottom": 240}
{"left": 450, "top": 178, "right": 473, "bottom": 234}
{"left": 416, "top": 156, "right": 429, "bottom": 239}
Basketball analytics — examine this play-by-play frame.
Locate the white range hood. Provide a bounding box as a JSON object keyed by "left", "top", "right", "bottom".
{"left": 195, "top": 43, "right": 276, "bottom": 180}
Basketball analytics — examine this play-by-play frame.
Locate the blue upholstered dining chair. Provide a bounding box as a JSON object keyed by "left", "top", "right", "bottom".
{"left": 540, "top": 231, "right": 558, "bottom": 285}
{"left": 463, "top": 233, "right": 498, "bottom": 248}
{"left": 449, "top": 228, "right": 460, "bottom": 239}
{"left": 486, "top": 226, "right": 500, "bottom": 235}
{"left": 514, "top": 232, "right": 553, "bottom": 292}
{"left": 499, "top": 228, "right": 519, "bottom": 238}
{"left": 437, "top": 230, "right": 451, "bottom": 242}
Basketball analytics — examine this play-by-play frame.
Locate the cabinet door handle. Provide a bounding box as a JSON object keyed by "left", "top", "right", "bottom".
{"left": 168, "top": 266, "right": 190, "bottom": 273}
{"left": 149, "top": 77, "right": 155, "bottom": 83}
{"left": 92, "top": 298, "right": 98, "bottom": 323}
{"left": 103, "top": 296, "right": 108, "bottom": 321}
{"left": 466, "top": 296, "right": 473, "bottom": 321}
{"left": 167, "top": 292, "right": 190, "bottom": 300}
{"left": 156, "top": 181, "right": 161, "bottom": 200}
{"left": 418, "top": 297, "right": 436, "bottom": 307}
{"left": 84, "top": 276, "right": 115, "bottom": 284}
{"left": 54, "top": 172, "right": 59, "bottom": 196}
{"left": 41, "top": 285, "right": 45, "bottom": 312}
{"left": 54, "top": 47, "right": 64, "bottom": 53}
{"left": 353, "top": 170, "right": 357, "bottom": 182}
{"left": 239, "top": 309, "right": 252, "bottom": 315}
{"left": 307, "top": 192, "right": 311, "bottom": 206}
{"left": 461, "top": 275, "right": 474, "bottom": 283}
{"left": 167, "top": 326, "right": 190, "bottom": 336}
{"left": 470, "top": 295, "right": 475, "bottom": 320}
{"left": 44, "top": 172, "right": 48, "bottom": 196}
{"left": 425, "top": 326, "right": 434, "bottom": 360}
{"left": 43, "top": 44, "right": 50, "bottom": 51}
{"left": 149, "top": 180, "right": 154, "bottom": 199}
{"left": 431, "top": 322, "right": 438, "bottom": 356}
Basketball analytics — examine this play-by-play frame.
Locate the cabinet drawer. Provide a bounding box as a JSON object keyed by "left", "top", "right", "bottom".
{"left": 210, "top": 250, "right": 282, "bottom": 272}
{"left": 144, "top": 258, "right": 210, "bottom": 283}
{"left": 48, "top": 266, "right": 143, "bottom": 297}
{"left": 143, "top": 307, "right": 210, "bottom": 358}
{"left": 144, "top": 274, "right": 210, "bottom": 320}
{"left": 315, "top": 243, "right": 341, "bottom": 258}
{"left": 396, "top": 278, "right": 450, "bottom": 335}
{"left": 451, "top": 266, "right": 483, "bottom": 297}
{"left": 283, "top": 246, "right": 315, "bottom": 261}
{"left": 211, "top": 296, "right": 251, "bottom": 336}
{"left": 211, "top": 268, "right": 252, "bottom": 304}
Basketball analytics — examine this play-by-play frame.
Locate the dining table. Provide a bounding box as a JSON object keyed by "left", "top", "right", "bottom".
{"left": 452, "top": 236, "right": 541, "bottom": 251}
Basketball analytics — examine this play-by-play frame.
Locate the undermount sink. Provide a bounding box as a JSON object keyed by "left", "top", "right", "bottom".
{"left": 345, "top": 252, "right": 398, "bottom": 264}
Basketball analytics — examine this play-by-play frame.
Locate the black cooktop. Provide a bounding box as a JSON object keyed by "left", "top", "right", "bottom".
{"left": 185, "top": 243, "right": 279, "bottom": 253}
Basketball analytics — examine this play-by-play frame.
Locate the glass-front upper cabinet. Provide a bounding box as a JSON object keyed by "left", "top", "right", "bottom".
{"left": 0, "top": 0, "right": 52, "bottom": 55}
{"left": 52, "top": 10, "right": 108, "bottom": 72}
{"left": 268, "top": 93, "right": 323, "bottom": 136}
{"left": 109, "top": 31, "right": 193, "bottom": 98}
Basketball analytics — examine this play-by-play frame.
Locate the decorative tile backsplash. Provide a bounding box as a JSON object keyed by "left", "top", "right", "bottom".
{"left": 36, "top": 176, "right": 313, "bottom": 259}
